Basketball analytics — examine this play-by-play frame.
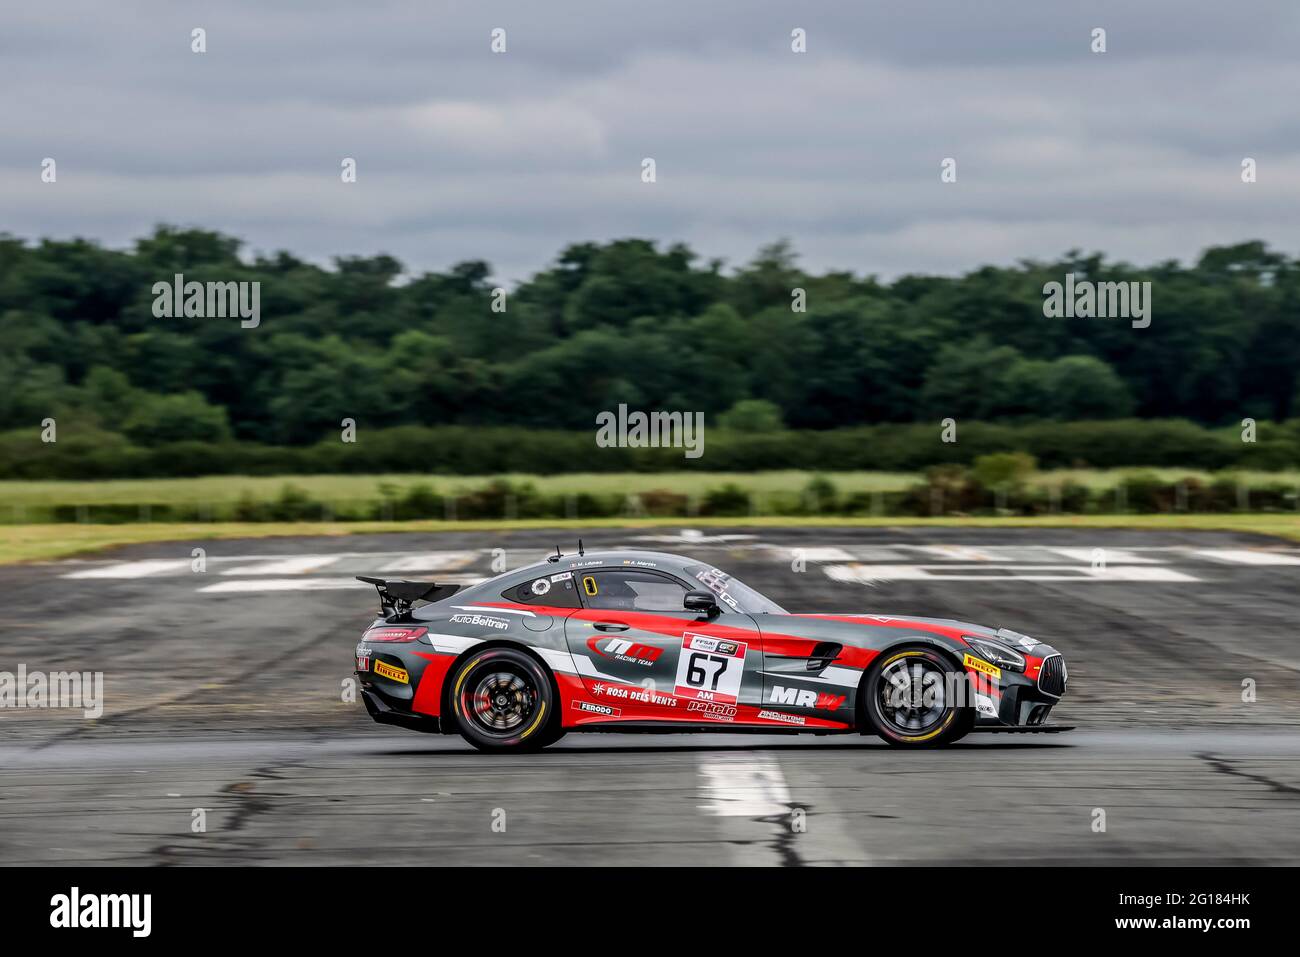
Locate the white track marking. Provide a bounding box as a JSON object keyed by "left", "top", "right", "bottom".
{"left": 62, "top": 559, "right": 191, "bottom": 579}
{"left": 1049, "top": 547, "right": 1161, "bottom": 564}
{"left": 1190, "top": 549, "right": 1300, "bottom": 566}
{"left": 697, "top": 755, "right": 791, "bottom": 817}
{"left": 378, "top": 551, "right": 478, "bottom": 572}
{"left": 910, "top": 545, "right": 1000, "bottom": 561}
{"left": 200, "top": 575, "right": 485, "bottom": 594}
{"left": 789, "top": 547, "right": 856, "bottom": 562}
{"left": 220, "top": 556, "right": 342, "bottom": 575}
{"left": 825, "top": 563, "right": 1199, "bottom": 583}
{"left": 844, "top": 546, "right": 914, "bottom": 561}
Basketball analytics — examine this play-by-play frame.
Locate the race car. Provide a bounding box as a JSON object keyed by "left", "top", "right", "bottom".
{"left": 353, "top": 547, "right": 1069, "bottom": 751}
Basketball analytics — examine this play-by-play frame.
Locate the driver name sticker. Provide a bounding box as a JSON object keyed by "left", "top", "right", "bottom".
{"left": 674, "top": 633, "right": 748, "bottom": 704}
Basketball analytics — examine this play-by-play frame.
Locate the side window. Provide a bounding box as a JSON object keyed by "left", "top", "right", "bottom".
{"left": 580, "top": 570, "right": 689, "bottom": 613}
{"left": 503, "top": 571, "right": 582, "bottom": 608}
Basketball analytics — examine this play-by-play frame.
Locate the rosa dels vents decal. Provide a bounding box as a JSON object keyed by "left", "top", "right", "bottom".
{"left": 674, "top": 633, "right": 748, "bottom": 704}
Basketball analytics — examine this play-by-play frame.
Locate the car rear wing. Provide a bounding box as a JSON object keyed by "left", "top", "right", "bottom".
{"left": 357, "top": 576, "right": 462, "bottom": 619}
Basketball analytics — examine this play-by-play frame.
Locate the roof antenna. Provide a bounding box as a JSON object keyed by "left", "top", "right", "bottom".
{"left": 577, "top": 538, "right": 584, "bottom": 556}
{"left": 547, "top": 545, "right": 561, "bottom": 564}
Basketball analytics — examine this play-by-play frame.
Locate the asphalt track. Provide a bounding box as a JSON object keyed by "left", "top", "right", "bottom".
{"left": 2, "top": 526, "right": 1299, "bottom": 865}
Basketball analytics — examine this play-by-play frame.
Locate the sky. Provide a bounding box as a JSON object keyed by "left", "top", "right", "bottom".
{"left": 1, "top": 0, "right": 1298, "bottom": 284}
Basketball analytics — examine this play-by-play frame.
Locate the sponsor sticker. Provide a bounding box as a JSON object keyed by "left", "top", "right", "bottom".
{"left": 356, "top": 654, "right": 370, "bottom": 672}
{"left": 590, "top": 636, "right": 663, "bottom": 666}
{"left": 963, "top": 653, "right": 1001, "bottom": 680}
{"left": 591, "top": 682, "right": 679, "bottom": 707}
{"left": 757, "top": 709, "right": 806, "bottom": 726}
{"left": 450, "top": 613, "right": 509, "bottom": 630}
{"left": 767, "top": 685, "right": 846, "bottom": 710}
{"left": 550, "top": 572, "right": 573, "bottom": 582}
{"left": 573, "top": 700, "right": 621, "bottom": 717}
{"left": 373, "top": 660, "right": 409, "bottom": 684}
{"left": 688, "top": 700, "right": 737, "bottom": 721}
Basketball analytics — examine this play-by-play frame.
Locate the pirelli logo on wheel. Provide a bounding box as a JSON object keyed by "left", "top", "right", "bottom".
{"left": 962, "top": 653, "right": 1001, "bottom": 679}
{"left": 372, "top": 660, "right": 409, "bottom": 684}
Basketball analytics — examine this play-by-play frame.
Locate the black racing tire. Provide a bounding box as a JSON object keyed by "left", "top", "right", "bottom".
{"left": 448, "top": 647, "right": 559, "bottom": 752}
{"left": 862, "top": 645, "right": 972, "bottom": 748}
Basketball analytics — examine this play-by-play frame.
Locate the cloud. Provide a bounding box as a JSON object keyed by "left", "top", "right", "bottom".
{"left": 1, "top": 0, "right": 1297, "bottom": 283}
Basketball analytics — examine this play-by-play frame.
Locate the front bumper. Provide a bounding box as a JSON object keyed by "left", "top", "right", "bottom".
{"left": 969, "top": 649, "right": 1068, "bottom": 728}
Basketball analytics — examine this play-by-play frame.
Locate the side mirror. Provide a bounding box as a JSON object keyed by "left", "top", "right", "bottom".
{"left": 684, "top": 590, "right": 719, "bottom": 616}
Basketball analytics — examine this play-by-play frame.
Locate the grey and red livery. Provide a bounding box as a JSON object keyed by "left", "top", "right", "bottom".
{"left": 353, "top": 548, "right": 1069, "bottom": 751}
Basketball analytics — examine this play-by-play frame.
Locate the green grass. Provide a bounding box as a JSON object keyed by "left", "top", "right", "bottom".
{"left": 4, "top": 468, "right": 1300, "bottom": 510}
{"left": 7, "top": 514, "right": 1300, "bottom": 565}
{"left": 0, "top": 471, "right": 917, "bottom": 508}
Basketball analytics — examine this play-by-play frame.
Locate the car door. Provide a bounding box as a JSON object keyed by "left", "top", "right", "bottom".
{"left": 563, "top": 567, "right": 764, "bottom": 722}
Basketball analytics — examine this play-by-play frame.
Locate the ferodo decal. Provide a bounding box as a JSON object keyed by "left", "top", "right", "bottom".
{"left": 573, "top": 700, "right": 621, "bottom": 717}
{"left": 674, "top": 633, "right": 748, "bottom": 704}
{"left": 587, "top": 635, "right": 664, "bottom": 666}
{"left": 963, "top": 653, "right": 1001, "bottom": 679}
{"left": 373, "top": 660, "right": 409, "bottom": 683}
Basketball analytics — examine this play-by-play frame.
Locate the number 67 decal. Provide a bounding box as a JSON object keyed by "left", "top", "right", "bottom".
{"left": 674, "top": 633, "right": 747, "bottom": 704}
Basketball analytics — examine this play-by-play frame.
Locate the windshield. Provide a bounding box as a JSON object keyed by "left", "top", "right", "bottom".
{"left": 684, "top": 564, "right": 787, "bottom": 615}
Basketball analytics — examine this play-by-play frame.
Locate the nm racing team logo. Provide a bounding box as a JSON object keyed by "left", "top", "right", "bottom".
{"left": 587, "top": 636, "right": 664, "bottom": 666}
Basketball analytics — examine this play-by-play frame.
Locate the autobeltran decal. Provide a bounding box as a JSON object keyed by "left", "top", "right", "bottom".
{"left": 449, "top": 613, "right": 509, "bottom": 630}
{"left": 674, "top": 633, "right": 748, "bottom": 704}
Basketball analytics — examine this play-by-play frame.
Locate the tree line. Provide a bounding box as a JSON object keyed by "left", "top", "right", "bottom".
{"left": 1, "top": 227, "right": 1298, "bottom": 458}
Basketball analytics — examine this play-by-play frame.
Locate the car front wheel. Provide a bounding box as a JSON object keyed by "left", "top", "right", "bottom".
{"left": 863, "top": 646, "right": 972, "bottom": 747}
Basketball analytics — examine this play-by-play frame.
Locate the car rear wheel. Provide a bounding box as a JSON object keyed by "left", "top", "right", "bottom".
{"left": 449, "top": 648, "right": 559, "bottom": 752}
{"left": 863, "top": 646, "right": 971, "bottom": 747}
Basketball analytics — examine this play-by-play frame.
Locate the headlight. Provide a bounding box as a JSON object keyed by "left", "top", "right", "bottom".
{"left": 964, "top": 636, "right": 1025, "bottom": 673}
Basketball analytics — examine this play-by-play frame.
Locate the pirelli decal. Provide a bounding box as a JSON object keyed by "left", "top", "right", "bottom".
{"left": 963, "top": 653, "right": 1001, "bottom": 680}
{"left": 373, "top": 660, "right": 410, "bottom": 684}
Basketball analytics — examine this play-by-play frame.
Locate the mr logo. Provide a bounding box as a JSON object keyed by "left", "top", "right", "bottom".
{"left": 768, "top": 686, "right": 846, "bottom": 710}
{"left": 50, "top": 887, "right": 151, "bottom": 937}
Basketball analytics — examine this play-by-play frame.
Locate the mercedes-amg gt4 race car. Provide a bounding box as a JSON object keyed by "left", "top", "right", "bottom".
{"left": 353, "top": 548, "right": 1069, "bottom": 751}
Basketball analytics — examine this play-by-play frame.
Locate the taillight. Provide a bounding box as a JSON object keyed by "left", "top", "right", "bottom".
{"left": 362, "top": 625, "right": 427, "bottom": 643}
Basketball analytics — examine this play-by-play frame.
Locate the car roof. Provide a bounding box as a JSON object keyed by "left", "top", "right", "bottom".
{"left": 454, "top": 549, "right": 702, "bottom": 601}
